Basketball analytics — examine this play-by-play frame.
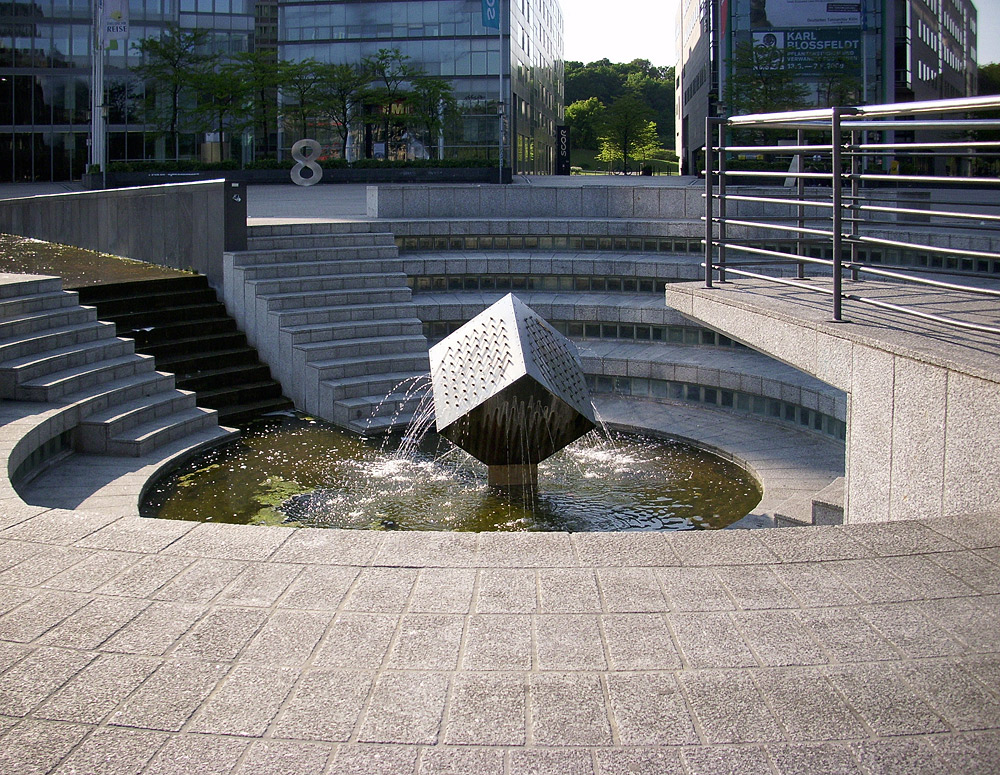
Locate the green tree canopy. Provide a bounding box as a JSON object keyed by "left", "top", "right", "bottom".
{"left": 407, "top": 77, "right": 458, "bottom": 159}
{"left": 282, "top": 59, "right": 325, "bottom": 141}
{"left": 132, "top": 25, "right": 215, "bottom": 157}
{"left": 363, "top": 48, "right": 417, "bottom": 159}
{"left": 565, "top": 96, "right": 605, "bottom": 149}
{"left": 317, "top": 62, "right": 371, "bottom": 159}
{"left": 597, "top": 93, "right": 663, "bottom": 172}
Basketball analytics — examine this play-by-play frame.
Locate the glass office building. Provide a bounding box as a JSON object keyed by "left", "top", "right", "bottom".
{"left": 279, "top": 0, "right": 564, "bottom": 174}
{"left": 0, "top": 0, "right": 562, "bottom": 181}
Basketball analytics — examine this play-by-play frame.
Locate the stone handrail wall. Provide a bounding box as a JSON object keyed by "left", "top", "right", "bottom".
{"left": 0, "top": 179, "right": 245, "bottom": 289}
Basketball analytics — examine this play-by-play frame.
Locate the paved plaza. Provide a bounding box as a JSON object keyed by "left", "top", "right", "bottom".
{"left": 0, "top": 181, "right": 999, "bottom": 774}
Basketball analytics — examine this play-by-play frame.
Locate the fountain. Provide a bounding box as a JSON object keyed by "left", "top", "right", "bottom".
{"left": 429, "top": 294, "right": 596, "bottom": 491}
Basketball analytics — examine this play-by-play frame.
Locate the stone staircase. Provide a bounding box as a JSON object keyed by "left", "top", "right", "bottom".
{"left": 224, "top": 225, "right": 430, "bottom": 433}
{"left": 75, "top": 276, "right": 293, "bottom": 427}
{"left": 0, "top": 274, "right": 235, "bottom": 490}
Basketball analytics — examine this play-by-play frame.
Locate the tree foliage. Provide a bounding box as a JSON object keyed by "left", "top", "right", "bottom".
{"left": 407, "top": 77, "right": 458, "bottom": 160}
{"left": 596, "top": 94, "right": 663, "bottom": 172}
{"left": 565, "top": 97, "right": 605, "bottom": 149}
{"left": 316, "top": 62, "right": 371, "bottom": 159}
{"left": 725, "top": 42, "right": 809, "bottom": 115}
{"left": 565, "top": 58, "right": 674, "bottom": 145}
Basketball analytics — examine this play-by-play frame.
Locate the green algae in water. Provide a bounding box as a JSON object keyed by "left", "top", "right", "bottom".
{"left": 141, "top": 413, "right": 762, "bottom": 531}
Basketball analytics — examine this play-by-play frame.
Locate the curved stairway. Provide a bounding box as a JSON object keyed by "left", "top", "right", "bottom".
{"left": 0, "top": 273, "right": 236, "bottom": 495}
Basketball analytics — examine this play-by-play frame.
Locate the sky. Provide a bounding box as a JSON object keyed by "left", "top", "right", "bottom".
{"left": 561, "top": 0, "right": 1000, "bottom": 68}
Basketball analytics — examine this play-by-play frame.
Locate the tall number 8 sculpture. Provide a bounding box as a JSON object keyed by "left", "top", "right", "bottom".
{"left": 290, "top": 139, "right": 323, "bottom": 186}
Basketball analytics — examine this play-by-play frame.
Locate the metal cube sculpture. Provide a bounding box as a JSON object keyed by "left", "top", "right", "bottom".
{"left": 429, "top": 294, "right": 596, "bottom": 488}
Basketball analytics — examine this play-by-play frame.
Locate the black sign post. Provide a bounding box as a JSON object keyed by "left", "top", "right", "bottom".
{"left": 556, "top": 125, "right": 571, "bottom": 175}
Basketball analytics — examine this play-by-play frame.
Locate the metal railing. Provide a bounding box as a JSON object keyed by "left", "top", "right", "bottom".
{"left": 703, "top": 96, "right": 1000, "bottom": 334}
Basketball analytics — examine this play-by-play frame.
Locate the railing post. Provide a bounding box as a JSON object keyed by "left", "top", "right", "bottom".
{"left": 717, "top": 120, "right": 727, "bottom": 283}
{"left": 704, "top": 117, "right": 715, "bottom": 288}
{"left": 849, "top": 128, "right": 860, "bottom": 281}
{"left": 796, "top": 128, "right": 805, "bottom": 280}
{"left": 831, "top": 108, "right": 844, "bottom": 321}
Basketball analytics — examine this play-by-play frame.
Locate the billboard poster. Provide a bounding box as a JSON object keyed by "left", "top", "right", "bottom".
{"left": 753, "top": 28, "right": 862, "bottom": 74}
{"left": 100, "top": 0, "right": 129, "bottom": 41}
{"left": 750, "top": 0, "right": 861, "bottom": 29}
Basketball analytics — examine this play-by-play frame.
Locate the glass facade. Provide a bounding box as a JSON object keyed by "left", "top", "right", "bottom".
{"left": 0, "top": 0, "right": 562, "bottom": 180}
{"left": 0, "top": 0, "right": 251, "bottom": 181}
{"left": 278, "top": 0, "right": 563, "bottom": 174}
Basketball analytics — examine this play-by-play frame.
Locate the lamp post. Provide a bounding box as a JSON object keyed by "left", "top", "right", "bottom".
{"left": 89, "top": 0, "right": 106, "bottom": 181}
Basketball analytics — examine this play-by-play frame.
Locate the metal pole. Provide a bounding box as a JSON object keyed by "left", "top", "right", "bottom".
{"left": 498, "top": 0, "right": 504, "bottom": 184}
{"left": 796, "top": 128, "right": 805, "bottom": 279}
{"left": 704, "top": 117, "right": 715, "bottom": 287}
{"left": 831, "top": 108, "right": 843, "bottom": 321}
{"left": 717, "top": 120, "right": 727, "bottom": 283}
{"left": 850, "top": 128, "right": 859, "bottom": 281}
{"left": 90, "top": 0, "right": 106, "bottom": 176}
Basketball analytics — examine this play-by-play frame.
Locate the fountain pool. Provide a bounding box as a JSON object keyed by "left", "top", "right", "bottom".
{"left": 141, "top": 412, "right": 762, "bottom": 532}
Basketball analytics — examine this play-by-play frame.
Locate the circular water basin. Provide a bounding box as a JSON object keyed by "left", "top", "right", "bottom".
{"left": 141, "top": 412, "right": 762, "bottom": 532}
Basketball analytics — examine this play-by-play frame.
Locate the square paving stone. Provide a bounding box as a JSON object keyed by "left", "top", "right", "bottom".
{"left": 41, "top": 550, "right": 137, "bottom": 593}
{"left": 920, "top": 513, "right": 1000, "bottom": 550}
{"left": 853, "top": 737, "right": 955, "bottom": 775}
{"left": 172, "top": 606, "right": 269, "bottom": 661}
{"left": 151, "top": 558, "right": 247, "bottom": 604}
{"left": 714, "top": 566, "right": 799, "bottom": 610}
{"left": 477, "top": 531, "right": 576, "bottom": 568}
{"left": 37, "top": 596, "right": 149, "bottom": 650}
{"left": 657, "top": 568, "right": 735, "bottom": 611}
{"left": 768, "top": 743, "right": 863, "bottom": 775}
{"left": 594, "top": 748, "right": 685, "bottom": 775}
{"left": 679, "top": 670, "right": 784, "bottom": 744}
{"left": 0, "top": 588, "right": 90, "bottom": 642}
{"left": 931, "top": 730, "right": 1000, "bottom": 774}
{"left": 508, "top": 748, "right": 595, "bottom": 775}
{"left": 571, "top": 531, "right": 682, "bottom": 567}
{"left": 271, "top": 669, "right": 373, "bottom": 742}
{"left": 460, "top": 614, "right": 533, "bottom": 671}
{"left": 753, "top": 667, "right": 867, "bottom": 740}
{"left": 160, "top": 522, "right": 290, "bottom": 562}
{"left": 0, "top": 640, "right": 30, "bottom": 672}
{"left": 358, "top": 671, "right": 450, "bottom": 744}
{"left": 668, "top": 530, "right": 779, "bottom": 566}
{"left": 312, "top": 612, "right": 398, "bottom": 669}
{"left": 0, "top": 584, "right": 34, "bottom": 618}
{"left": 232, "top": 740, "right": 331, "bottom": 775}
{"left": 733, "top": 609, "right": 828, "bottom": 667}
{"left": 444, "top": 672, "right": 527, "bottom": 746}
{"left": 409, "top": 568, "right": 476, "bottom": 613}
{"left": 329, "top": 744, "right": 419, "bottom": 775}
{"left": 74, "top": 515, "right": 196, "bottom": 553}
{"left": 755, "top": 525, "right": 869, "bottom": 562}
{"left": 606, "top": 673, "right": 698, "bottom": 745}
{"left": 215, "top": 562, "right": 303, "bottom": 607}
{"left": 845, "top": 521, "right": 963, "bottom": 556}
{"left": 388, "top": 614, "right": 465, "bottom": 670}
{"left": 144, "top": 734, "right": 248, "bottom": 775}
{"left": 51, "top": 726, "right": 167, "bottom": 775}
{"left": 596, "top": 568, "right": 667, "bottom": 612}
{"left": 682, "top": 745, "right": 772, "bottom": 775}
{"left": 476, "top": 568, "right": 538, "bottom": 613}
{"left": 535, "top": 615, "right": 607, "bottom": 670}
{"left": 375, "top": 532, "right": 478, "bottom": 568}
{"left": 669, "top": 612, "right": 757, "bottom": 669}
{"left": 538, "top": 569, "right": 601, "bottom": 612}
{"left": 108, "top": 659, "right": 229, "bottom": 731}
{"left": 241, "top": 609, "right": 330, "bottom": 665}
{"left": 0, "top": 719, "right": 91, "bottom": 775}
{"left": 825, "top": 663, "right": 949, "bottom": 737}
{"left": 929, "top": 551, "right": 1000, "bottom": 595}
{"left": 900, "top": 662, "right": 1000, "bottom": 730}
{"left": 823, "top": 558, "right": 918, "bottom": 604}
{"left": 189, "top": 664, "right": 298, "bottom": 736}
{"left": 0, "top": 540, "right": 43, "bottom": 573}
{"left": 0, "top": 646, "right": 94, "bottom": 716}
{"left": 276, "top": 564, "right": 359, "bottom": 610}
{"left": 94, "top": 555, "right": 192, "bottom": 598}
{"left": 530, "top": 672, "right": 613, "bottom": 746}
{"left": 268, "top": 528, "right": 382, "bottom": 565}
{"left": 877, "top": 554, "right": 979, "bottom": 599}
{"left": 856, "top": 602, "right": 965, "bottom": 658}
{"left": 2, "top": 508, "right": 118, "bottom": 545}
{"left": 100, "top": 601, "right": 203, "bottom": 656}
{"left": 345, "top": 567, "right": 418, "bottom": 612}
{"left": 796, "top": 607, "right": 899, "bottom": 663}
{"left": 418, "top": 746, "right": 505, "bottom": 774}
{"left": 770, "top": 563, "right": 862, "bottom": 608}
{"left": 916, "top": 596, "right": 1000, "bottom": 651}
{"left": 0, "top": 545, "right": 92, "bottom": 587}
{"left": 34, "top": 652, "right": 160, "bottom": 724}
{"left": 601, "top": 613, "right": 681, "bottom": 670}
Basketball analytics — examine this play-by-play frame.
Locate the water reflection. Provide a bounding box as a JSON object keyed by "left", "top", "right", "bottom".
{"left": 142, "top": 412, "right": 761, "bottom": 532}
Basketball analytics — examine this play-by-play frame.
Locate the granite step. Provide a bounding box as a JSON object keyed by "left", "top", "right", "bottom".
{"left": 105, "top": 405, "right": 222, "bottom": 457}
{"left": 77, "top": 390, "right": 199, "bottom": 453}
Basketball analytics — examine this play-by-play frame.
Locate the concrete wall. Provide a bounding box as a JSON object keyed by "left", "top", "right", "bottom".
{"left": 664, "top": 283, "right": 1000, "bottom": 524}
{"left": 0, "top": 180, "right": 240, "bottom": 289}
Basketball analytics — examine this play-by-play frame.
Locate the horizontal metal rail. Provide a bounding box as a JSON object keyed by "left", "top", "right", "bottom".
{"left": 704, "top": 97, "right": 1000, "bottom": 333}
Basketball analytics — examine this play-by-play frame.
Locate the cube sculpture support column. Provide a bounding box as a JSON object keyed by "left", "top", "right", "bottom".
{"left": 429, "top": 294, "right": 597, "bottom": 490}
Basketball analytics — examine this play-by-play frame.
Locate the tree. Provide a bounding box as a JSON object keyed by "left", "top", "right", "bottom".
{"left": 191, "top": 62, "right": 249, "bottom": 161}
{"left": 811, "top": 50, "right": 862, "bottom": 107}
{"left": 282, "top": 59, "right": 325, "bottom": 142}
{"left": 725, "top": 41, "right": 809, "bottom": 116}
{"left": 565, "top": 58, "right": 675, "bottom": 140}
{"left": 565, "top": 97, "right": 605, "bottom": 149}
{"left": 317, "top": 62, "right": 370, "bottom": 160}
{"left": 596, "top": 94, "right": 663, "bottom": 172}
{"left": 363, "top": 48, "right": 416, "bottom": 159}
{"left": 133, "top": 25, "right": 214, "bottom": 159}
{"left": 407, "top": 77, "right": 457, "bottom": 159}
{"left": 232, "top": 51, "right": 287, "bottom": 159}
